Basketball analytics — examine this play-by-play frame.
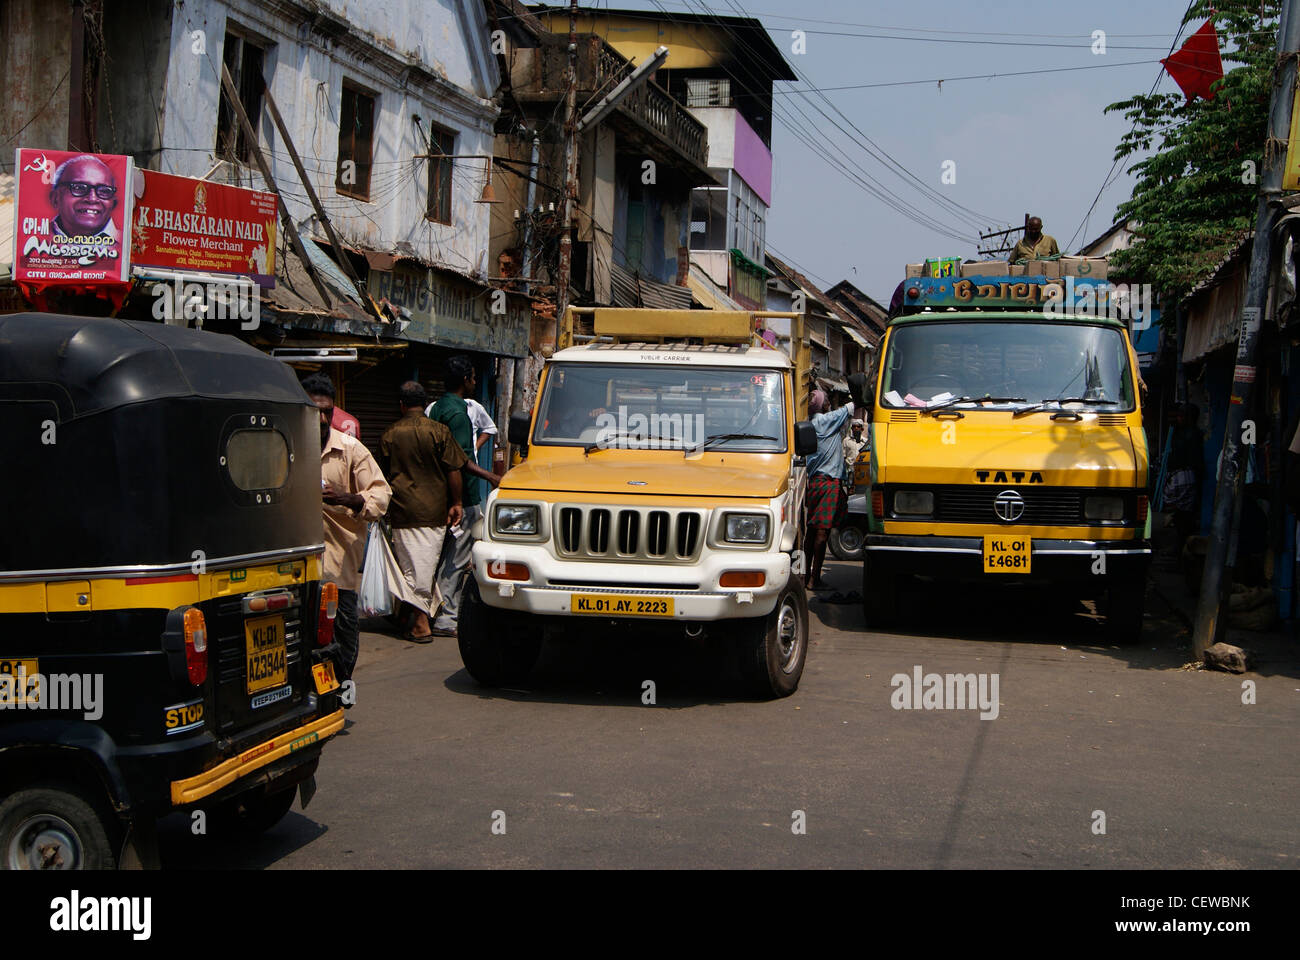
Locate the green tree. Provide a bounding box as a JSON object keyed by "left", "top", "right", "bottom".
{"left": 1105, "top": 0, "right": 1279, "bottom": 311}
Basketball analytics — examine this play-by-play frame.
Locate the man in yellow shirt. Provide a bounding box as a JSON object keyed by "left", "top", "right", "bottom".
{"left": 1009, "top": 216, "right": 1059, "bottom": 262}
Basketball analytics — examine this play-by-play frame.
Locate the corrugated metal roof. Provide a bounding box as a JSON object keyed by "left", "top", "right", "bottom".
{"left": 610, "top": 261, "right": 692, "bottom": 309}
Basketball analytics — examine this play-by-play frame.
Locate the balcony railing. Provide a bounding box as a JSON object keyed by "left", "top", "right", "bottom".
{"left": 513, "top": 34, "right": 708, "bottom": 169}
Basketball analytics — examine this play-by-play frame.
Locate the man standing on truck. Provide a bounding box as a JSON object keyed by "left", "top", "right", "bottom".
{"left": 1008, "top": 216, "right": 1059, "bottom": 263}
{"left": 805, "top": 389, "right": 863, "bottom": 590}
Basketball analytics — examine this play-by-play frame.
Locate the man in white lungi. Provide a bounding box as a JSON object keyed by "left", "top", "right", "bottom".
{"left": 379, "top": 382, "right": 467, "bottom": 642}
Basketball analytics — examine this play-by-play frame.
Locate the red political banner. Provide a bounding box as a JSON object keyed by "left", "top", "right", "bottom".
{"left": 131, "top": 170, "right": 277, "bottom": 287}
{"left": 12, "top": 149, "right": 133, "bottom": 283}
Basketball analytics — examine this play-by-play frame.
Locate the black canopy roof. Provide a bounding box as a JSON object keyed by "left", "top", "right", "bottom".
{"left": 0, "top": 314, "right": 310, "bottom": 419}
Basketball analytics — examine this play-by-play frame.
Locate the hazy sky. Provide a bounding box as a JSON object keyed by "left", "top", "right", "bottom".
{"left": 617, "top": 0, "right": 1198, "bottom": 302}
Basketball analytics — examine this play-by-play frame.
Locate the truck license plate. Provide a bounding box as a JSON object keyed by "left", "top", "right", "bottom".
{"left": 983, "top": 535, "right": 1030, "bottom": 574}
{"left": 571, "top": 594, "right": 674, "bottom": 617}
{"left": 245, "top": 615, "right": 287, "bottom": 694}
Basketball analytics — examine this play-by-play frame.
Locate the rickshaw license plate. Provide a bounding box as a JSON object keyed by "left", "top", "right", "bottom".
{"left": 983, "top": 535, "right": 1031, "bottom": 573}
{"left": 245, "top": 615, "right": 287, "bottom": 694}
{"left": 312, "top": 661, "right": 339, "bottom": 695}
{"left": 0, "top": 658, "right": 40, "bottom": 704}
{"left": 571, "top": 594, "right": 674, "bottom": 617}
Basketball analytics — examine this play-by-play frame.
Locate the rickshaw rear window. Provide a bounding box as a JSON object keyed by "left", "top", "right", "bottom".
{"left": 226, "top": 430, "right": 289, "bottom": 490}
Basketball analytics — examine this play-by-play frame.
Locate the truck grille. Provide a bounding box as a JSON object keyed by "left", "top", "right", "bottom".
{"left": 935, "top": 487, "right": 1084, "bottom": 525}
{"left": 884, "top": 485, "right": 1132, "bottom": 526}
{"left": 555, "top": 505, "right": 706, "bottom": 561}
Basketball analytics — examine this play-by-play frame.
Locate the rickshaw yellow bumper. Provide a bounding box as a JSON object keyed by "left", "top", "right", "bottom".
{"left": 169, "top": 708, "right": 345, "bottom": 806}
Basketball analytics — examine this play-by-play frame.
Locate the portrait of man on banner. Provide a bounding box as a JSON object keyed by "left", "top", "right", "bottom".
{"left": 12, "top": 148, "right": 133, "bottom": 284}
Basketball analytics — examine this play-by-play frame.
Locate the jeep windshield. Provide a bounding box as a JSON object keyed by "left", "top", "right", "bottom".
{"left": 533, "top": 363, "right": 787, "bottom": 453}
{"left": 879, "top": 320, "right": 1135, "bottom": 412}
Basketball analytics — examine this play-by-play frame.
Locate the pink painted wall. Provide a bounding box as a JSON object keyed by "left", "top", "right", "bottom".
{"left": 732, "top": 112, "right": 772, "bottom": 207}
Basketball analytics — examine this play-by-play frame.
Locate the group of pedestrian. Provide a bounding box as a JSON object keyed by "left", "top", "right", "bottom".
{"left": 302, "top": 355, "right": 501, "bottom": 687}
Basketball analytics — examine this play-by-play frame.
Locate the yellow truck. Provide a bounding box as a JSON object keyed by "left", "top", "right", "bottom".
{"left": 460, "top": 307, "right": 821, "bottom": 697}
{"left": 858, "top": 274, "right": 1152, "bottom": 642}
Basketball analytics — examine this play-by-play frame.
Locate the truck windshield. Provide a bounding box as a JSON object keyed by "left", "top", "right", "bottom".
{"left": 533, "top": 363, "right": 787, "bottom": 452}
{"left": 879, "top": 321, "right": 1135, "bottom": 411}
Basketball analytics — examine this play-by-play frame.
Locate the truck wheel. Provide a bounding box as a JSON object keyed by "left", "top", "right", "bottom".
{"left": 829, "top": 526, "right": 865, "bottom": 561}
{"left": 735, "top": 579, "right": 808, "bottom": 699}
{"left": 1106, "top": 576, "right": 1146, "bottom": 646}
{"left": 862, "top": 553, "right": 898, "bottom": 628}
{"left": 0, "top": 784, "right": 117, "bottom": 870}
{"left": 458, "top": 576, "right": 541, "bottom": 686}
{"left": 210, "top": 786, "right": 296, "bottom": 837}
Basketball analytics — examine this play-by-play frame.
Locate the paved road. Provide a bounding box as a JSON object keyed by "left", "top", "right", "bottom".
{"left": 158, "top": 561, "right": 1300, "bottom": 869}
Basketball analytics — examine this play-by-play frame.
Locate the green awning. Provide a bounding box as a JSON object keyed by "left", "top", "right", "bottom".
{"left": 729, "top": 247, "right": 772, "bottom": 278}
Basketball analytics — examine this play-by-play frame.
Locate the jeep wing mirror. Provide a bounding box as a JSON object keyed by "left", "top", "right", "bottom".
{"left": 508, "top": 411, "right": 532, "bottom": 446}
{"left": 794, "top": 421, "right": 817, "bottom": 457}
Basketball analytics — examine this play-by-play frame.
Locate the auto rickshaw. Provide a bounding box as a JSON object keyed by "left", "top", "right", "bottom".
{"left": 0, "top": 313, "right": 344, "bottom": 869}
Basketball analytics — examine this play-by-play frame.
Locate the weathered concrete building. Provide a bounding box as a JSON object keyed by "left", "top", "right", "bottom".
{"left": 1, "top": 0, "right": 527, "bottom": 454}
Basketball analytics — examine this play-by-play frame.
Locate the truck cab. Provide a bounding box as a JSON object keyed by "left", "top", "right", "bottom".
{"left": 860, "top": 274, "right": 1152, "bottom": 641}
{"left": 460, "top": 308, "right": 818, "bottom": 698}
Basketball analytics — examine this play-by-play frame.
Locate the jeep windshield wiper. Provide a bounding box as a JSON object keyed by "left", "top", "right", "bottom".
{"left": 583, "top": 431, "right": 683, "bottom": 454}
{"left": 1012, "top": 396, "right": 1113, "bottom": 418}
{"left": 922, "top": 394, "right": 1026, "bottom": 414}
{"left": 692, "top": 432, "right": 778, "bottom": 455}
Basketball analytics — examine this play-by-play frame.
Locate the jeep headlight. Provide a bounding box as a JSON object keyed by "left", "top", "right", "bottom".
{"left": 893, "top": 491, "right": 934, "bottom": 516}
{"left": 1084, "top": 496, "right": 1124, "bottom": 521}
{"left": 494, "top": 503, "right": 539, "bottom": 535}
{"left": 725, "top": 513, "right": 770, "bottom": 544}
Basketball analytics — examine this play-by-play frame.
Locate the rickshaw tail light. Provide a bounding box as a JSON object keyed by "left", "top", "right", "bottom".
{"left": 183, "top": 607, "right": 207, "bottom": 686}
{"left": 318, "top": 582, "right": 339, "bottom": 646}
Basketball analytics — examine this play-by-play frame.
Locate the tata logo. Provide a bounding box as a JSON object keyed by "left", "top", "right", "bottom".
{"left": 976, "top": 470, "right": 1044, "bottom": 484}
{"left": 993, "top": 490, "right": 1026, "bottom": 522}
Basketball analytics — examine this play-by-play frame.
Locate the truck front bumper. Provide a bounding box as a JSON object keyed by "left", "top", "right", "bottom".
{"left": 865, "top": 535, "right": 1151, "bottom": 581}
{"left": 471, "top": 542, "right": 790, "bottom": 621}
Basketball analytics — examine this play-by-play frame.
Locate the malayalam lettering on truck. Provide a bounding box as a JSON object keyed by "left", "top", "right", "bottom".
{"left": 858, "top": 274, "right": 1152, "bottom": 642}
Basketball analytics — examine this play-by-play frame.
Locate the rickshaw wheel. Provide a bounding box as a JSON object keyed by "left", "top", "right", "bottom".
{"left": 0, "top": 784, "right": 117, "bottom": 870}
{"left": 209, "top": 786, "right": 297, "bottom": 837}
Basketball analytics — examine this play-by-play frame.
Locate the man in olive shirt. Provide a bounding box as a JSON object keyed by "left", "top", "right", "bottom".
{"left": 428, "top": 355, "right": 500, "bottom": 637}
{"left": 379, "top": 381, "right": 467, "bottom": 642}
{"left": 1009, "top": 216, "right": 1060, "bottom": 263}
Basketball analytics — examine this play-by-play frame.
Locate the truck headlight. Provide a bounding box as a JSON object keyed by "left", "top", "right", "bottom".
{"left": 893, "top": 491, "right": 934, "bottom": 516}
{"left": 1084, "top": 496, "right": 1124, "bottom": 521}
{"left": 494, "top": 503, "right": 539, "bottom": 535}
{"left": 724, "top": 513, "right": 770, "bottom": 543}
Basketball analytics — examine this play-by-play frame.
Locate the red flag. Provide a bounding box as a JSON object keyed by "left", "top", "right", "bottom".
{"left": 1161, "top": 19, "right": 1225, "bottom": 101}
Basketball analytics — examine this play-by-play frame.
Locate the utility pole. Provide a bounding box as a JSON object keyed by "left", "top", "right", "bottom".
{"left": 554, "top": 0, "right": 579, "bottom": 352}
{"left": 1192, "top": 0, "right": 1300, "bottom": 656}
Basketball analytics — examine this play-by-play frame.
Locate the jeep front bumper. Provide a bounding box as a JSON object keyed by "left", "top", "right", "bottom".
{"left": 471, "top": 542, "right": 790, "bottom": 620}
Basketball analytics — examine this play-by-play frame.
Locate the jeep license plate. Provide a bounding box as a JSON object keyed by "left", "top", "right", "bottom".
{"left": 983, "top": 535, "right": 1031, "bottom": 574}
{"left": 570, "top": 595, "right": 674, "bottom": 617}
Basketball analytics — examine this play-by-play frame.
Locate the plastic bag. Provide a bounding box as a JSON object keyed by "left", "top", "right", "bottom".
{"left": 358, "top": 523, "right": 393, "bottom": 618}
